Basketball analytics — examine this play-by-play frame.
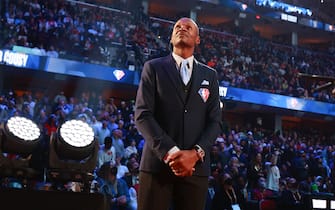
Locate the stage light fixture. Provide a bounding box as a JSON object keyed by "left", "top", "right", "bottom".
{"left": 60, "top": 120, "right": 94, "bottom": 147}
{"left": 0, "top": 116, "right": 41, "bottom": 179}
{"left": 2, "top": 116, "right": 41, "bottom": 154}
{"left": 48, "top": 119, "right": 99, "bottom": 191}
{"left": 55, "top": 119, "right": 96, "bottom": 161}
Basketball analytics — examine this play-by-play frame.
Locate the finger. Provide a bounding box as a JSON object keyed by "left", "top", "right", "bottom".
{"left": 167, "top": 151, "right": 183, "bottom": 160}
{"left": 175, "top": 172, "right": 187, "bottom": 177}
{"left": 169, "top": 160, "right": 182, "bottom": 168}
{"left": 172, "top": 169, "right": 182, "bottom": 176}
{"left": 165, "top": 154, "right": 179, "bottom": 165}
{"left": 172, "top": 170, "right": 180, "bottom": 175}
{"left": 170, "top": 166, "right": 179, "bottom": 173}
{"left": 169, "top": 160, "right": 176, "bottom": 168}
{"left": 172, "top": 167, "right": 190, "bottom": 176}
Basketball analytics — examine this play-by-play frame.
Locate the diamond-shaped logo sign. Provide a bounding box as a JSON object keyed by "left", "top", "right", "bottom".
{"left": 113, "top": 70, "right": 125, "bottom": 81}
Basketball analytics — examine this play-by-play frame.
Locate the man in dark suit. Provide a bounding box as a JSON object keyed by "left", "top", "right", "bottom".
{"left": 135, "top": 17, "right": 222, "bottom": 210}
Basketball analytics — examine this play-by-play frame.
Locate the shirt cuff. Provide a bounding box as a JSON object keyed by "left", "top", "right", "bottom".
{"left": 163, "top": 146, "right": 180, "bottom": 163}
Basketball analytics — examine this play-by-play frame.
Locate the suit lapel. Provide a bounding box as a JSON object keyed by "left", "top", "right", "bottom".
{"left": 162, "top": 55, "right": 185, "bottom": 103}
{"left": 188, "top": 59, "right": 202, "bottom": 103}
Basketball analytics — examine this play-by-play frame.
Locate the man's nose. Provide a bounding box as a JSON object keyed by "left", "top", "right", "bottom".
{"left": 178, "top": 25, "right": 187, "bottom": 31}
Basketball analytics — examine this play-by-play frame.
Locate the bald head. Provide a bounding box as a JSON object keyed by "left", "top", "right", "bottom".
{"left": 178, "top": 17, "right": 199, "bottom": 35}
{"left": 170, "top": 17, "right": 200, "bottom": 57}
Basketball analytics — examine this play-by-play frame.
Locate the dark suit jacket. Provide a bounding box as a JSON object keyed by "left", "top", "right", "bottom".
{"left": 135, "top": 54, "right": 222, "bottom": 176}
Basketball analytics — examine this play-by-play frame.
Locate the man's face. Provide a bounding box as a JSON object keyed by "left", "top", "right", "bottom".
{"left": 170, "top": 18, "right": 200, "bottom": 49}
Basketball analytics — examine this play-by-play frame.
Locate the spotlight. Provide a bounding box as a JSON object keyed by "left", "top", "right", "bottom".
{"left": 56, "top": 119, "right": 96, "bottom": 160}
{"left": 48, "top": 119, "right": 99, "bottom": 191}
{"left": 0, "top": 116, "right": 41, "bottom": 179}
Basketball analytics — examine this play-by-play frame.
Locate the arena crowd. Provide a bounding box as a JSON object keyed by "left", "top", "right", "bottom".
{"left": 0, "top": 1, "right": 335, "bottom": 210}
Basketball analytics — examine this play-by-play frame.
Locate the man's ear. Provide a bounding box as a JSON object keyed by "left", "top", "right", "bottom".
{"left": 196, "top": 36, "right": 200, "bottom": 45}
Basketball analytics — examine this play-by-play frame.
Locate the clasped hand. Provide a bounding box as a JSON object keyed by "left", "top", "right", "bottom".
{"left": 166, "top": 150, "right": 199, "bottom": 177}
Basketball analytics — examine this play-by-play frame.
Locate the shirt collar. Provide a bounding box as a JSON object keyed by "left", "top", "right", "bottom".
{"left": 172, "top": 52, "right": 194, "bottom": 70}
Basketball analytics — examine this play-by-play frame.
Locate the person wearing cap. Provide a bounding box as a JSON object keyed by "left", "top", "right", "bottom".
{"left": 246, "top": 131, "right": 254, "bottom": 141}
{"left": 311, "top": 176, "right": 324, "bottom": 193}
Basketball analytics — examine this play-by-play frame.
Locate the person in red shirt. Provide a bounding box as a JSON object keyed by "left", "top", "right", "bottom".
{"left": 44, "top": 114, "right": 57, "bottom": 136}
{"left": 252, "top": 177, "right": 273, "bottom": 201}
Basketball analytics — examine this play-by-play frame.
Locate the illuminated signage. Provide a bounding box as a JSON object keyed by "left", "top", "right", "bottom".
{"left": 256, "top": 0, "right": 312, "bottom": 16}
{"left": 113, "top": 69, "right": 125, "bottom": 81}
{"left": 219, "top": 86, "right": 228, "bottom": 97}
{"left": 299, "top": 18, "right": 324, "bottom": 29}
{"left": 325, "top": 24, "right": 335, "bottom": 32}
{"left": 0, "top": 50, "right": 28, "bottom": 68}
{"left": 281, "top": 13, "right": 297, "bottom": 23}
{"left": 221, "top": 86, "right": 335, "bottom": 116}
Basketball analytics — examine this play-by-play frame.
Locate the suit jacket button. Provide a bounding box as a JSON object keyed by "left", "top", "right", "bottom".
{"left": 184, "top": 109, "right": 187, "bottom": 113}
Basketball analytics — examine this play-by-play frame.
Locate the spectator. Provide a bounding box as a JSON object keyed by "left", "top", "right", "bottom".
{"left": 265, "top": 153, "right": 280, "bottom": 193}
{"left": 225, "top": 156, "right": 243, "bottom": 181}
{"left": 44, "top": 114, "right": 58, "bottom": 136}
{"left": 108, "top": 115, "right": 119, "bottom": 132}
{"left": 96, "top": 120, "right": 111, "bottom": 145}
{"left": 124, "top": 157, "right": 140, "bottom": 210}
{"left": 247, "top": 153, "right": 265, "bottom": 189}
{"left": 115, "top": 156, "right": 129, "bottom": 179}
{"left": 211, "top": 173, "right": 245, "bottom": 210}
{"left": 117, "top": 119, "right": 127, "bottom": 139}
{"left": 97, "top": 163, "right": 130, "bottom": 210}
{"left": 210, "top": 144, "right": 224, "bottom": 174}
{"left": 97, "top": 136, "right": 116, "bottom": 169}
{"left": 90, "top": 115, "right": 102, "bottom": 136}
{"left": 278, "top": 177, "right": 304, "bottom": 210}
{"left": 252, "top": 177, "right": 274, "bottom": 201}
{"left": 46, "top": 45, "right": 59, "bottom": 57}
{"left": 112, "top": 129, "right": 125, "bottom": 159}
{"left": 292, "top": 151, "right": 309, "bottom": 182}
{"left": 54, "top": 91, "right": 67, "bottom": 104}
{"left": 205, "top": 176, "right": 217, "bottom": 210}
{"left": 125, "top": 139, "right": 138, "bottom": 159}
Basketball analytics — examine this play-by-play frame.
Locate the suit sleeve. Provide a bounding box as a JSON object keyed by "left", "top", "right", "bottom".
{"left": 196, "top": 69, "right": 222, "bottom": 152}
{"left": 135, "top": 61, "right": 177, "bottom": 161}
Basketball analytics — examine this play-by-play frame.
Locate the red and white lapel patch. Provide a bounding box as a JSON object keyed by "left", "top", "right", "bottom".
{"left": 198, "top": 88, "right": 210, "bottom": 102}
